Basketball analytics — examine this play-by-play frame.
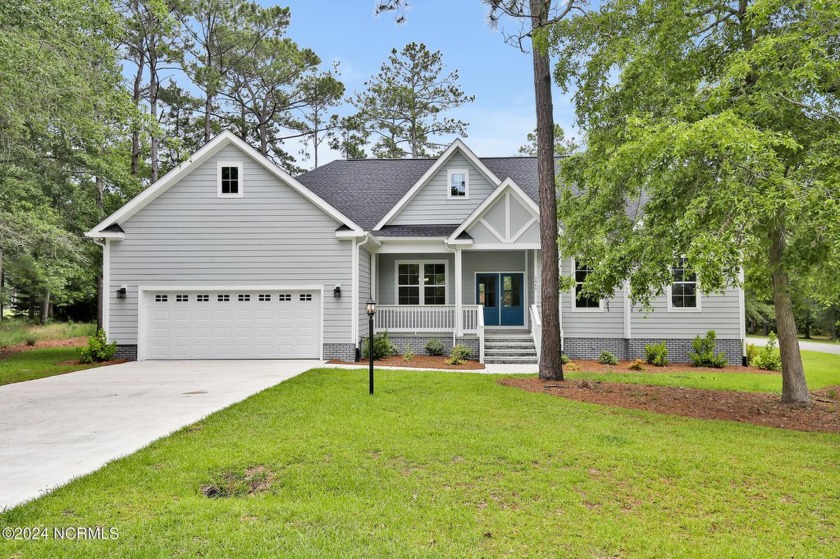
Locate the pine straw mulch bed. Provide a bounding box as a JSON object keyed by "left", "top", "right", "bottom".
{"left": 500, "top": 377, "right": 840, "bottom": 433}
{"left": 0, "top": 336, "right": 89, "bottom": 359}
{"left": 567, "top": 359, "right": 774, "bottom": 375}
{"left": 327, "top": 355, "right": 484, "bottom": 370}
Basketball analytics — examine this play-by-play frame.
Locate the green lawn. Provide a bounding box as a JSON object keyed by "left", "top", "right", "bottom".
{"left": 2, "top": 368, "right": 838, "bottom": 558}
{"left": 0, "top": 347, "right": 101, "bottom": 386}
{"left": 0, "top": 320, "right": 95, "bottom": 348}
{"left": 747, "top": 333, "right": 840, "bottom": 345}
{"left": 568, "top": 350, "right": 840, "bottom": 393}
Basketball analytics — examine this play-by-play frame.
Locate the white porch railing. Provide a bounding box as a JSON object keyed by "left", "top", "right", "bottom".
{"left": 375, "top": 305, "right": 483, "bottom": 334}
{"left": 530, "top": 304, "right": 542, "bottom": 362}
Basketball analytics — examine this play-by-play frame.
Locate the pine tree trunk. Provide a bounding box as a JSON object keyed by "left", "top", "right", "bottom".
{"left": 531, "top": 0, "right": 563, "bottom": 381}
{"left": 204, "top": 93, "right": 213, "bottom": 143}
{"left": 149, "top": 68, "right": 160, "bottom": 182}
{"left": 769, "top": 223, "right": 810, "bottom": 404}
{"left": 40, "top": 290, "right": 50, "bottom": 325}
{"left": 131, "top": 59, "right": 145, "bottom": 177}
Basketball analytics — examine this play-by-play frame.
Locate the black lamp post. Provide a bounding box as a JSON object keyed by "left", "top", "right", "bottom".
{"left": 366, "top": 299, "right": 376, "bottom": 394}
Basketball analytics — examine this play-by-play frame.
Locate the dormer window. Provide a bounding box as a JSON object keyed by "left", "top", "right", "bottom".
{"left": 448, "top": 169, "right": 468, "bottom": 198}
{"left": 218, "top": 162, "right": 243, "bottom": 198}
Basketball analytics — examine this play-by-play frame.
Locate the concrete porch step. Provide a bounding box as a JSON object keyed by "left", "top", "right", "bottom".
{"left": 484, "top": 356, "right": 539, "bottom": 364}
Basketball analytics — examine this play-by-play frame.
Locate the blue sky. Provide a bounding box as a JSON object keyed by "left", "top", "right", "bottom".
{"left": 269, "top": 0, "right": 577, "bottom": 165}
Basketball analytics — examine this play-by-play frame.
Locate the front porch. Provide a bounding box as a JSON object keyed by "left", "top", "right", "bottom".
{"left": 370, "top": 249, "right": 542, "bottom": 364}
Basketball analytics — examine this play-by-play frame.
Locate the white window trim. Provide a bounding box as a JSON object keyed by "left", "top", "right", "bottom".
{"left": 570, "top": 258, "right": 605, "bottom": 312}
{"left": 447, "top": 168, "right": 469, "bottom": 199}
{"left": 217, "top": 161, "right": 244, "bottom": 198}
{"left": 666, "top": 261, "right": 702, "bottom": 312}
{"left": 394, "top": 260, "right": 449, "bottom": 305}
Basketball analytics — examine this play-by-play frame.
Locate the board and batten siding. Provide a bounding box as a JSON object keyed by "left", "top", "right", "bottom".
{"left": 630, "top": 285, "right": 741, "bottom": 339}
{"left": 108, "top": 143, "right": 353, "bottom": 346}
{"left": 358, "top": 246, "right": 372, "bottom": 340}
{"left": 390, "top": 153, "right": 497, "bottom": 225}
{"left": 560, "top": 256, "right": 626, "bottom": 338}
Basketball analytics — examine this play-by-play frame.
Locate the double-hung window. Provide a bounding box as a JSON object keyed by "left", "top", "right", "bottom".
{"left": 447, "top": 169, "right": 468, "bottom": 198}
{"left": 670, "top": 258, "right": 699, "bottom": 310}
{"left": 573, "top": 260, "right": 601, "bottom": 309}
{"left": 397, "top": 262, "right": 446, "bottom": 305}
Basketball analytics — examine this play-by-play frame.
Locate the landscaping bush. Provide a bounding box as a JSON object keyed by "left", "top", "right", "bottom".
{"left": 598, "top": 350, "right": 618, "bottom": 365}
{"left": 561, "top": 353, "right": 570, "bottom": 365}
{"left": 628, "top": 359, "right": 646, "bottom": 371}
{"left": 446, "top": 344, "right": 472, "bottom": 365}
{"left": 645, "top": 341, "right": 669, "bottom": 366}
{"left": 78, "top": 329, "right": 117, "bottom": 363}
{"left": 402, "top": 344, "right": 414, "bottom": 362}
{"left": 361, "top": 331, "right": 397, "bottom": 360}
{"left": 25, "top": 337, "right": 37, "bottom": 346}
{"left": 746, "top": 343, "right": 759, "bottom": 366}
{"left": 688, "top": 330, "right": 727, "bottom": 368}
{"left": 424, "top": 338, "right": 444, "bottom": 356}
{"left": 753, "top": 332, "right": 782, "bottom": 371}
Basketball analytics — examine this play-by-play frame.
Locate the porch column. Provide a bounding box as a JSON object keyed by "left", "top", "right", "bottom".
{"left": 455, "top": 247, "right": 463, "bottom": 336}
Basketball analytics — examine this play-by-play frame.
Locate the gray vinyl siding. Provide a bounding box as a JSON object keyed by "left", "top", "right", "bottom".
{"left": 358, "top": 247, "right": 372, "bottom": 340}
{"left": 108, "top": 143, "right": 353, "bottom": 346}
{"left": 390, "top": 153, "right": 496, "bottom": 225}
{"left": 561, "top": 256, "right": 625, "bottom": 338}
{"left": 376, "top": 253, "right": 455, "bottom": 305}
{"left": 630, "top": 285, "right": 741, "bottom": 339}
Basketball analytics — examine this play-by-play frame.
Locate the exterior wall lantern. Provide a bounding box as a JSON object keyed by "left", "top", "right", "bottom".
{"left": 117, "top": 285, "right": 128, "bottom": 300}
{"left": 333, "top": 284, "right": 341, "bottom": 298}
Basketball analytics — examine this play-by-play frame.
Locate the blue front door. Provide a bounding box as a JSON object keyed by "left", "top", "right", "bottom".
{"left": 476, "top": 273, "right": 524, "bottom": 326}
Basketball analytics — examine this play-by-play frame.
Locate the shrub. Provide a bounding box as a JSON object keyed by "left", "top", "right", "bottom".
{"left": 745, "top": 343, "right": 759, "bottom": 366}
{"left": 78, "top": 329, "right": 116, "bottom": 363}
{"left": 688, "top": 330, "right": 728, "bottom": 368}
{"left": 25, "top": 336, "right": 37, "bottom": 346}
{"left": 645, "top": 341, "right": 669, "bottom": 367}
{"left": 403, "top": 344, "right": 415, "bottom": 362}
{"left": 628, "top": 359, "right": 646, "bottom": 371}
{"left": 753, "top": 333, "right": 782, "bottom": 371}
{"left": 424, "top": 338, "right": 444, "bottom": 356}
{"left": 446, "top": 344, "right": 472, "bottom": 365}
{"left": 598, "top": 350, "right": 618, "bottom": 365}
{"left": 561, "top": 353, "right": 570, "bottom": 365}
{"left": 362, "top": 331, "right": 397, "bottom": 360}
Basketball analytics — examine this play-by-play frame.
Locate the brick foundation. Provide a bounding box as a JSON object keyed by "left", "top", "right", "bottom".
{"left": 560, "top": 337, "right": 743, "bottom": 365}
{"left": 115, "top": 345, "right": 138, "bottom": 361}
{"left": 361, "top": 334, "right": 480, "bottom": 361}
{"left": 323, "top": 343, "right": 356, "bottom": 361}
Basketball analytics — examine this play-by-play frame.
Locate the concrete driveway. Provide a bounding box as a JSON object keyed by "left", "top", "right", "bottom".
{"left": 0, "top": 360, "right": 319, "bottom": 510}
{"left": 749, "top": 337, "right": 840, "bottom": 355}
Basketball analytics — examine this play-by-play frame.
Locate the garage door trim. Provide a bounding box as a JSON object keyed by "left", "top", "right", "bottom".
{"left": 137, "top": 284, "right": 324, "bottom": 361}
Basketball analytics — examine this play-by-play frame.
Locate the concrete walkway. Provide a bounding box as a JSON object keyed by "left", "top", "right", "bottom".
{"left": 748, "top": 337, "right": 840, "bottom": 355}
{"left": 0, "top": 360, "right": 318, "bottom": 510}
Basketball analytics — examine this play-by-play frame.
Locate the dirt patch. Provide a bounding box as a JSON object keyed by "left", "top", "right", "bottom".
{"left": 328, "top": 355, "right": 484, "bottom": 370}
{"left": 201, "top": 465, "right": 276, "bottom": 498}
{"left": 0, "top": 337, "right": 89, "bottom": 359}
{"left": 55, "top": 358, "right": 128, "bottom": 368}
{"left": 500, "top": 377, "right": 840, "bottom": 433}
{"left": 567, "top": 358, "right": 775, "bottom": 375}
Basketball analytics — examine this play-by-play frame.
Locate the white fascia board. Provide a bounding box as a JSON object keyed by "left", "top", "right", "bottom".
{"left": 373, "top": 139, "right": 502, "bottom": 230}
{"left": 336, "top": 230, "right": 367, "bottom": 240}
{"left": 85, "top": 231, "right": 125, "bottom": 240}
{"left": 447, "top": 177, "right": 540, "bottom": 242}
{"left": 87, "top": 131, "right": 363, "bottom": 236}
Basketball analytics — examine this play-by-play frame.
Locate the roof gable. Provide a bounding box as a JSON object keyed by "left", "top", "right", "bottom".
{"left": 373, "top": 140, "right": 502, "bottom": 230}
{"left": 448, "top": 178, "right": 540, "bottom": 244}
{"left": 86, "top": 131, "right": 362, "bottom": 237}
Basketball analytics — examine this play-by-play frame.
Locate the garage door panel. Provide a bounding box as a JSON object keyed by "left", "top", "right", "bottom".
{"left": 143, "top": 289, "right": 321, "bottom": 360}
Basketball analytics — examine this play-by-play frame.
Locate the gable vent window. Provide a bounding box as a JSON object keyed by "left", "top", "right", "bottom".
{"left": 175, "top": 294, "right": 189, "bottom": 303}
{"left": 238, "top": 294, "right": 251, "bottom": 302}
{"left": 217, "top": 162, "right": 243, "bottom": 198}
{"left": 218, "top": 294, "right": 230, "bottom": 302}
{"left": 155, "top": 294, "right": 168, "bottom": 303}
{"left": 197, "top": 295, "right": 209, "bottom": 302}
{"left": 278, "top": 294, "right": 291, "bottom": 302}
{"left": 258, "top": 294, "right": 271, "bottom": 302}
{"left": 448, "top": 169, "right": 468, "bottom": 198}
{"left": 300, "top": 294, "right": 313, "bottom": 302}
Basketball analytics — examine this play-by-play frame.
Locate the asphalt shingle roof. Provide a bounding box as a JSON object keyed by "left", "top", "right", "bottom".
{"left": 296, "top": 156, "right": 546, "bottom": 231}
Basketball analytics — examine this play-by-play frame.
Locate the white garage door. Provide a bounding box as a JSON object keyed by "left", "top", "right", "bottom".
{"left": 142, "top": 289, "right": 321, "bottom": 359}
